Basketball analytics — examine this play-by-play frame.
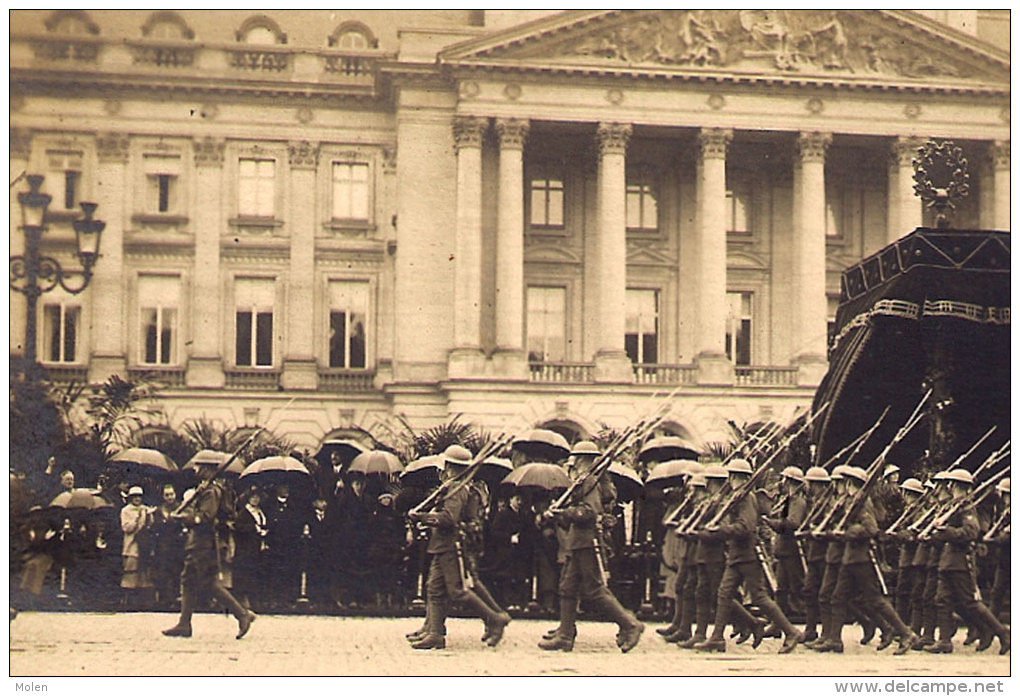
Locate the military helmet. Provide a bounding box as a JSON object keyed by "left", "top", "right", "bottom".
{"left": 843, "top": 466, "right": 868, "bottom": 484}
{"left": 804, "top": 466, "right": 830, "bottom": 483}
{"left": 704, "top": 464, "right": 729, "bottom": 479}
{"left": 943, "top": 468, "right": 974, "bottom": 486}
{"left": 932, "top": 470, "right": 950, "bottom": 482}
{"left": 691, "top": 473, "right": 708, "bottom": 487}
{"left": 726, "top": 459, "right": 753, "bottom": 476}
{"left": 996, "top": 477, "right": 1010, "bottom": 495}
{"left": 883, "top": 464, "right": 901, "bottom": 479}
{"left": 830, "top": 464, "right": 851, "bottom": 480}
{"left": 781, "top": 466, "right": 805, "bottom": 482}
{"left": 900, "top": 478, "right": 925, "bottom": 495}
{"left": 442, "top": 444, "right": 473, "bottom": 468}
{"left": 684, "top": 461, "right": 704, "bottom": 477}
{"left": 570, "top": 440, "right": 601, "bottom": 457}
{"left": 923, "top": 479, "right": 937, "bottom": 490}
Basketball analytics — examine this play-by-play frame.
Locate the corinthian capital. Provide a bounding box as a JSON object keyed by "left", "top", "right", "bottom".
{"left": 288, "top": 140, "right": 320, "bottom": 170}
{"left": 495, "top": 118, "right": 529, "bottom": 150}
{"left": 988, "top": 140, "right": 1010, "bottom": 171}
{"left": 596, "top": 122, "right": 632, "bottom": 157}
{"left": 698, "top": 127, "right": 732, "bottom": 162}
{"left": 452, "top": 116, "right": 488, "bottom": 151}
{"left": 797, "top": 131, "right": 832, "bottom": 164}
{"left": 889, "top": 136, "right": 925, "bottom": 168}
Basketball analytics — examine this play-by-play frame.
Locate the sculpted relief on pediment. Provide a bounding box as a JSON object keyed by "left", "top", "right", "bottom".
{"left": 497, "top": 11, "right": 1002, "bottom": 82}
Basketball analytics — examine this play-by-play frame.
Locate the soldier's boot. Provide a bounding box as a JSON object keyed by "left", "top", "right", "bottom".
{"left": 731, "top": 601, "right": 759, "bottom": 644}
{"left": 858, "top": 615, "right": 877, "bottom": 645}
{"left": 657, "top": 596, "right": 683, "bottom": 636}
{"left": 411, "top": 601, "right": 447, "bottom": 650}
{"left": 211, "top": 584, "right": 256, "bottom": 639}
{"left": 460, "top": 590, "right": 510, "bottom": 647}
{"left": 407, "top": 605, "right": 430, "bottom": 642}
{"left": 539, "top": 595, "right": 576, "bottom": 652}
{"left": 803, "top": 601, "right": 820, "bottom": 644}
{"left": 162, "top": 588, "right": 196, "bottom": 637}
{"left": 972, "top": 604, "right": 1010, "bottom": 654}
{"left": 591, "top": 592, "right": 644, "bottom": 653}
{"left": 924, "top": 640, "right": 953, "bottom": 653}
{"left": 756, "top": 596, "right": 801, "bottom": 654}
{"left": 664, "top": 594, "right": 693, "bottom": 643}
{"left": 696, "top": 599, "right": 730, "bottom": 652}
{"left": 474, "top": 581, "right": 505, "bottom": 642}
{"left": 824, "top": 602, "right": 848, "bottom": 652}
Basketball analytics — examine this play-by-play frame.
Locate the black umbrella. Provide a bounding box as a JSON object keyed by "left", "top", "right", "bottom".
{"left": 314, "top": 438, "right": 368, "bottom": 471}
{"left": 476, "top": 457, "right": 513, "bottom": 486}
{"left": 638, "top": 437, "right": 700, "bottom": 464}
{"left": 501, "top": 462, "right": 571, "bottom": 493}
{"left": 400, "top": 455, "right": 443, "bottom": 488}
{"left": 608, "top": 462, "right": 643, "bottom": 503}
{"left": 512, "top": 429, "right": 570, "bottom": 463}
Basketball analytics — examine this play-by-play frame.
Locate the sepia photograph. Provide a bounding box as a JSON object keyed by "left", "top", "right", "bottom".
{"left": 8, "top": 8, "right": 1011, "bottom": 686}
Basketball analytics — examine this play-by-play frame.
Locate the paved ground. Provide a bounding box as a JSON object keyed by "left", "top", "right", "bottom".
{"left": 8, "top": 611, "right": 1011, "bottom": 677}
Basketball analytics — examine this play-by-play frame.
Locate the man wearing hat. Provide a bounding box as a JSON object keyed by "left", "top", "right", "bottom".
{"left": 910, "top": 472, "right": 951, "bottom": 650}
{"left": 120, "top": 485, "right": 153, "bottom": 609}
{"left": 538, "top": 440, "right": 644, "bottom": 653}
{"left": 163, "top": 459, "right": 256, "bottom": 640}
{"left": 824, "top": 466, "right": 918, "bottom": 655}
{"left": 800, "top": 466, "right": 831, "bottom": 645}
{"left": 927, "top": 469, "right": 1009, "bottom": 654}
{"left": 888, "top": 478, "right": 926, "bottom": 630}
{"left": 407, "top": 444, "right": 510, "bottom": 650}
{"left": 764, "top": 466, "right": 807, "bottom": 621}
{"left": 696, "top": 460, "right": 802, "bottom": 654}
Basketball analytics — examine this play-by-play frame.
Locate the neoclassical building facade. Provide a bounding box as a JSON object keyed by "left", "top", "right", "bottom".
{"left": 9, "top": 10, "right": 1010, "bottom": 449}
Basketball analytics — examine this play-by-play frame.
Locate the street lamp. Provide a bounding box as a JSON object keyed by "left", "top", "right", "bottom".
{"left": 10, "top": 174, "right": 105, "bottom": 368}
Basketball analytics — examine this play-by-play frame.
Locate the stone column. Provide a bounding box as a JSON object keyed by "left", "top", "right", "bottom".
{"left": 281, "top": 140, "right": 320, "bottom": 390}
{"left": 10, "top": 129, "right": 31, "bottom": 357}
{"left": 887, "top": 136, "right": 924, "bottom": 243}
{"left": 793, "top": 131, "right": 832, "bottom": 387}
{"left": 990, "top": 140, "right": 1010, "bottom": 230}
{"left": 185, "top": 138, "right": 226, "bottom": 388}
{"left": 89, "top": 133, "right": 130, "bottom": 383}
{"left": 493, "top": 117, "right": 529, "bottom": 378}
{"left": 694, "top": 127, "right": 733, "bottom": 385}
{"left": 448, "top": 116, "right": 487, "bottom": 377}
{"left": 593, "top": 121, "right": 634, "bottom": 383}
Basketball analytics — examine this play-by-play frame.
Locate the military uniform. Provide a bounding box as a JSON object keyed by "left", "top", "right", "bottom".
{"left": 766, "top": 491, "right": 807, "bottom": 617}
{"left": 163, "top": 478, "right": 255, "bottom": 639}
{"left": 539, "top": 473, "right": 643, "bottom": 652}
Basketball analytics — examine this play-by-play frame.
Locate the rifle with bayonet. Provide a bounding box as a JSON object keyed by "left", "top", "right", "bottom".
{"left": 983, "top": 505, "right": 1010, "bottom": 543}
{"left": 918, "top": 464, "right": 1010, "bottom": 540}
{"left": 408, "top": 432, "right": 515, "bottom": 517}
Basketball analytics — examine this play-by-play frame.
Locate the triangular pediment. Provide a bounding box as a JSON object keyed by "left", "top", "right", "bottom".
{"left": 442, "top": 10, "right": 1009, "bottom": 89}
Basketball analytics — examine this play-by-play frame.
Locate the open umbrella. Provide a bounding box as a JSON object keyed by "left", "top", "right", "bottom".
{"left": 314, "top": 439, "right": 368, "bottom": 471}
{"left": 476, "top": 457, "right": 513, "bottom": 486}
{"left": 501, "top": 462, "right": 571, "bottom": 492}
{"left": 638, "top": 437, "right": 700, "bottom": 464}
{"left": 49, "top": 489, "right": 111, "bottom": 510}
{"left": 645, "top": 459, "right": 698, "bottom": 489}
{"left": 184, "top": 449, "right": 245, "bottom": 477}
{"left": 400, "top": 455, "right": 444, "bottom": 488}
{"left": 349, "top": 449, "right": 403, "bottom": 477}
{"left": 512, "top": 429, "right": 570, "bottom": 463}
{"left": 108, "top": 447, "right": 179, "bottom": 476}
{"left": 240, "top": 455, "right": 311, "bottom": 490}
{"left": 608, "top": 462, "right": 643, "bottom": 503}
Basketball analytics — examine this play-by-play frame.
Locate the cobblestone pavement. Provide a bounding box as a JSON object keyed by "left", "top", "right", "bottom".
{"left": 8, "top": 611, "right": 1011, "bottom": 677}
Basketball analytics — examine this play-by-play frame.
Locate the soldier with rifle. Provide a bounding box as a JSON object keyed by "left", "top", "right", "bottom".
{"left": 923, "top": 468, "right": 1010, "bottom": 654}
{"left": 885, "top": 477, "right": 926, "bottom": 630}
{"left": 823, "top": 466, "right": 919, "bottom": 655}
{"left": 799, "top": 466, "right": 832, "bottom": 644}
{"left": 407, "top": 444, "right": 512, "bottom": 650}
{"left": 763, "top": 466, "right": 807, "bottom": 621}
{"left": 657, "top": 462, "right": 698, "bottom": 643}
{"left": 986, "top": 478, "right": 1010, "bottom": 631}
{"left": 695, "top": 459, "right": 802, "bottom": 654}
{"left": 538, "top": 440, "right": 644, "bottom": 653}
{"left": 909, "top": 473, "right": 951, "bottom": 650}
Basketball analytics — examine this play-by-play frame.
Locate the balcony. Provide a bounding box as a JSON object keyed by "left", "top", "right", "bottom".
{"left": 224, "top": 368, "right": 281, "bottom": 390}
{"left": 319, "top": 369, "right": 376, "bottom": 393}
{"left": 633, "top": 364, "right": 698, "bottom": 385}
{"left": 41, "top": 365, "right": 89, "bottom": 385}
{"left": 126, "top": 367, "right": 186, "bottom": 388}
{"left": 529, "top": 362, "right": 595, "bottom": 383}
{"left": 735, "top": 366, "right": 800, "bottom": 387}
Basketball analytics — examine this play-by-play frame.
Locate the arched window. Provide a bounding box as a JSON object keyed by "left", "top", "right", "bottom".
{"left": 328, "top": 21, "right": 378, "bottom": 50}
{"left": 236, "top": 15, "right": 287, "bottom": 45}
{"left": 141, "top": 11, "right": 195, "bottom": 40}
{"left": 45, "top": 10, "right": 100, "bottom": 36}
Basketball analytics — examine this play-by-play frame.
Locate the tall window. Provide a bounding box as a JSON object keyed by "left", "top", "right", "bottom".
{"left": 725, "top": 291, "right": 753, "bottom": 366}
{"left": 332, "top": 163, "right": 369, "bottom": 221}
{"left": 726, "top": 185, "right": 751, "bottom": 234}
{"left": 825, "top": 184, "right": 843, "bottom": 238}
{"left": 626, "top": 177, "right": 658, "bottom": 232}
{"left": 526, "top": 286, "right": 566, "bottom": 362}
{"left": 235, "top": 278, "right": 275, "bottom": 367}
{"left": 144, "top": 155, "right": 181, "bottom": 214}
{"left": 328, "top": 280, "right": 369, "bottom": 369}
{"left": 138, "top": 275, "right": 180, "bottom": 365}
{"left": 238, "top": 158, "right": 275, "bottom": 217}
{"left": 530, "top": 177, "right": 564, "bottom": 227}
{"left": 625, "top": 289, "right": 658, "bottom": 364}
{"left": 47, "top": 150, "right": 83, "bottom": 211}
{"left": 42, "top": 302, "right": 80, "bottom": 363}
{"left": 827, "top": 295, "right": 840, "bottom": 348}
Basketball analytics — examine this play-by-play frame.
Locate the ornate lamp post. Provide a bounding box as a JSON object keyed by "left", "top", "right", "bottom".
{"left": 10, "top": 174, "right": 105, "bottom": 368}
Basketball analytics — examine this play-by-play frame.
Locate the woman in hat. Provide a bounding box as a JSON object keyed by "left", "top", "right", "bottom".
{"left": 120, "top": 485, "right": 154, "bottom": 609}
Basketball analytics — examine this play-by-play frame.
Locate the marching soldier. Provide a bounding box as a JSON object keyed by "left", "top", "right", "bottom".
{"left": 407, "top": 445, "right": 511, "bottom": 650}
{"left": 925, "top": 469, "right": 1010, "bottom": 654}
{"left": 538, "top": 441, "right": 644, "bottom": 653}
{"left": 887, "top": 478, "right": 926, "bottom": 629}
{"left": 824, "top": 466, "right": 918, "bottom": 655}
{"left": 658, "top": 463, "right": 701, "bottom": 643}
{"left": 763, "top": 466, "right": 806, "bottom": 620}
{"left": 800, "top": 466, "right": 831, "bottom": 644}
{"left": 696, "top": 459, "right": 802, "bottom": 654}
{"left": 987, "top": 478, "right": 1010, "bottom": 628}
{"left": 911, "top": 474, "right": 949, "bottom": 650}
{"left": 162, "top": 459, "right": 256, "bottom": 639}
